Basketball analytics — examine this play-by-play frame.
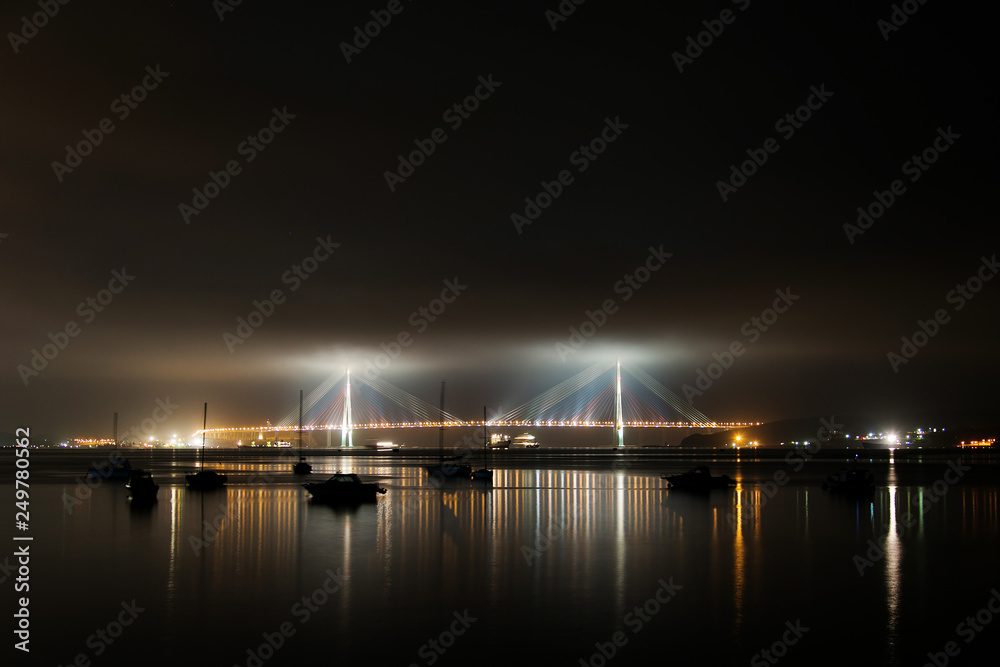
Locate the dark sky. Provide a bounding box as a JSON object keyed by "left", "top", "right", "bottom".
{"left": 2, "top": 1, "right": 996, "bottom": 440}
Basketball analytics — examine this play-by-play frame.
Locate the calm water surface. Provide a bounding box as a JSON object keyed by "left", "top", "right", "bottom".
{"left": 4, "top": 449, "right": 999, "bottom": 666}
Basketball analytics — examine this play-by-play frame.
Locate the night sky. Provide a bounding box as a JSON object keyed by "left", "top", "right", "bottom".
{"left": 2, "top": 1, "right": 996, "bottom": 440}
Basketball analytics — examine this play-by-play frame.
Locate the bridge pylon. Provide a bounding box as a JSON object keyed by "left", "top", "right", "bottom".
{"left": 615, "top": 360, "right": 624, "bottom": 447}
{"left": 341, "top": 368, "right": 353, "bottom": 447}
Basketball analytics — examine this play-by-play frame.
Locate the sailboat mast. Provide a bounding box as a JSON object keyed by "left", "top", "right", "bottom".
{"left": 113, "top": 412, "right": 118, "bottom": 448}
{"left": 298, "top": 389, "right": 303, "bottom": 454}
{"left": 483, "top": 405, "right": 489, "bottom": 468}
{"left": 201, "top": 402, "right": 207, "bottom": 468}
{"left": 439, "top": 381, "right": 445, "bottom": 459}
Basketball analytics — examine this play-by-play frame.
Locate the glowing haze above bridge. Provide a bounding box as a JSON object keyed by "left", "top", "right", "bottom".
{"left": 195, "top": 361, "right": 758, "bottom": 446}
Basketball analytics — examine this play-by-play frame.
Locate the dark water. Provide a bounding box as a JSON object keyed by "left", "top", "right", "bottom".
{"left": 3, "top": 449, "right": 999, "bottom": 666}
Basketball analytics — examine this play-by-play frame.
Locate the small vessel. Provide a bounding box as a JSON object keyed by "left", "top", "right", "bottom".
{"left": 822, "top": 466, "right": 876, "bottom": 493}
{"left": 126, "top": 469, "right": 159, "bottom": 502}
{"left": 302, "top": 472, "right": 386, "bottom": 503}
{"left": 292, "top": 390, "right": 312, "bottom": 475}
{"left": 425, "top": 458, "right": 473, "bottom": 478}
{"left": 662, "top": 465, "right": 735, "bottom": 491}
{"left": 186, "top": 403, "right": 228, "bottom": 490}
{"left": 425, "top": 381, "right": 472, "bottom": 479}
{"left": 471, "top": 406, "right": 494, "bottom": 482}
{"left": 513, "top": 433, "right": 539, "bottom": 448}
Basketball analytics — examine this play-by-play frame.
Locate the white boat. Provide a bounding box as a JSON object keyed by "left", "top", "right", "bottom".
{"left": 513, "top": 433, "right": 539, "bottom": 448}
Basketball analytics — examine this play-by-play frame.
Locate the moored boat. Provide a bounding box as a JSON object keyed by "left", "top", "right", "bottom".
{"left": 471, "top": 406, "right": 494, "bottom": 482}
{"left": 126, "top": 469, "right": 159, "bottom": 502}
{"left": 302, "top": 472, "right": 386, "bottom": 503}
{"left": 293, "top": 457, "right": 313, "bottom": 475}
{"left": 426, "top": 381, "right": 473, "bottom": 479}
{"left": 661, "top": 465, "right": 735, "bottom": 491}
{"left": 186, "top": 469, "right": 228, "bottom": 490}
{"left": 187, "top": 403, "right": 228, "bottom": 490}
{"left": 426, "top": 459, "right": 473, "bottom": 478}
{"left": 292, "top": 390, "right": 312, "bottom": 474}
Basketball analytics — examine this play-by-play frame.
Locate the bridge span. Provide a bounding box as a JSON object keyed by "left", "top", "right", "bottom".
{"left": 194, "top": 361, "right": 759, "bottom": 447}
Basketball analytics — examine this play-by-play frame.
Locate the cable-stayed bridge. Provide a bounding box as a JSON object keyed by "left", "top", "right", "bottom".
{"left": 197, "top": 361, "right": 753, "bottom": 446}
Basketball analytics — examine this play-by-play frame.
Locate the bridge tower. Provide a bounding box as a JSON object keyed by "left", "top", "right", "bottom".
{"left": 341, "top": 368, "right": 354, "bottom": 447}
{"left": 615, "top": 359, "right": 624, "bottom": 447}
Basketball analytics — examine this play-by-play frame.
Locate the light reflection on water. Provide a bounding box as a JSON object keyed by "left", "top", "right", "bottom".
{"left": 5, "top": 452, "right": 1000, "bottom": 666}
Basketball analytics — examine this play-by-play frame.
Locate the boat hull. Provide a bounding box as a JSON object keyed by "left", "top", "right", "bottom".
{"left": 303, "top": 486, "right": 384, "bottom": 503}
{"left": 664, "top": 476, "right": 734, "bottom": 491}
{"left": 303, "top": 484, "right": 385, "bottom": 503}
{"left": 425, "top": 463, "right": 473, "bottom": 478}
{"left": 662, "top": 466, "right": 735, "bottom": 491}
{"left": 127, "top": 484, "right": 159, "bottom": 502}
{"left": 186, "top": 470, "right": 228, "bottom": 490}
{"left": 303, "top": 473, "right": 386, "bottom": 503}
{"left": 126, "top": 469, "right": 159, "bottom": 502}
